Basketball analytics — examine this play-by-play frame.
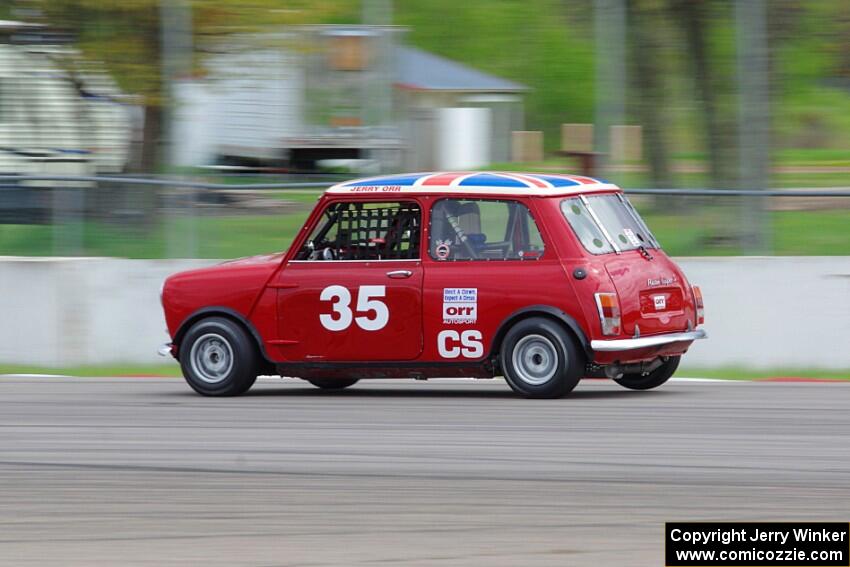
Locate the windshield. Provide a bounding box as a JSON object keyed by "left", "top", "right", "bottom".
{"left": 561, "top": 194, "right": 659, "bottom": 254}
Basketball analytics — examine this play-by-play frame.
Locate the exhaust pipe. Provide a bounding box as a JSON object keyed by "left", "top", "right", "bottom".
{"left": 601, "top": 357, "right": 666, "bottom": 380}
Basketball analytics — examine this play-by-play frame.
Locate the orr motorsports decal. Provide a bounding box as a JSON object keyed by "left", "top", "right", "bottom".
{"left": 443, "top": 288, "right": 478, "bottom": 325}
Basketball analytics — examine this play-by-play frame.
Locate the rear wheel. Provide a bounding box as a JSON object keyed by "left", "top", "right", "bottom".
{"left": 500, "top": 317, "right": 584, "bottom": 399}
{"left": 307, "top": 378, "right": 359, "bottom": 390}
{"left": 179, "top": 317, "right": 258, "bottom": 396}
{"left": 616, "top": 356, "right": 680, "bottom": 391}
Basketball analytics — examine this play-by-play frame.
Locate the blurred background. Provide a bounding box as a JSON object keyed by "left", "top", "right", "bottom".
{"left": 0, "top": 0, "right": 847, "bottom": 259}
{"left": 0, "top": 0, "right": 847, "bottom": 372}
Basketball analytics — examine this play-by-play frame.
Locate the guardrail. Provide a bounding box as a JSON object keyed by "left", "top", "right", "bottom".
{"left": 1, "top": 174, "right": 848, "bottom": 258}
{"left": 626, "top": 188, "right": 850, "bottom": 197}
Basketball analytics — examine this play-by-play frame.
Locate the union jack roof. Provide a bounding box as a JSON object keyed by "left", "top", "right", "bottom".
{"left": 326, "top": 172, "right": 621, "bottom": 197}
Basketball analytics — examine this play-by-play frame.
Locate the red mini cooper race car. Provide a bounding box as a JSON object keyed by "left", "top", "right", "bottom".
{"left": 160, "top": 171, "right": 706, "bottom": 398}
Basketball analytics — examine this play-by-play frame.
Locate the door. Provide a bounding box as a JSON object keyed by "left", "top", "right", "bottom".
{"left": 421, "top": 197, "right": 555, "bottom": 363}
{"left": 274, "top": 200, "right": 424, "bottom": 362}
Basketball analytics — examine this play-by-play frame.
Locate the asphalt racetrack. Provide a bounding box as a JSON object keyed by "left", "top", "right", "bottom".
{"left": 1, "top": 376, "right": 848, "bottom": 566}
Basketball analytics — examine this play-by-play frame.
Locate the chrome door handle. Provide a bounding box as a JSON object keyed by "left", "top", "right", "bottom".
{"left": 386, "top": 270, "right": 413, "bottom": 279}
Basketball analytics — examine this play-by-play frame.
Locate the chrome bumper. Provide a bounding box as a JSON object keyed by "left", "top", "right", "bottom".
{"left": 157, "top": 343, "right": 173, "bottom": 357}
{"left": 591, "top": 329, "right": 707, "bottom": 352}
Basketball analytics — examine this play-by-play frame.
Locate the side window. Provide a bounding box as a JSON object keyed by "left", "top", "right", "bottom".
{"left": 429, "top": 199, "right": 545, "bottom": 261}
{"left": 296, "top": 201, "right": 421, "bottom": 261}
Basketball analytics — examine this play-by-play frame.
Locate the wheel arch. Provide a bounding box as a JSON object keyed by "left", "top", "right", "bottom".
{"left": 490, "top": 305, "right": 591, "bottom": 361}
{"left": 173, "top": 307, "right": 273, "bottom": 366}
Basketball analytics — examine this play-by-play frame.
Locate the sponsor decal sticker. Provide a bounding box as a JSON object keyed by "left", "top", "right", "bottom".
{"left": 434, "top": 239, "right": 452, "bottom": 260}
{"left": 653, "top": 295, "right": 666, "bottom": 311}
{"left": 442, "top": 288, "right": 477, "bottom": 324}
{"left": 622, "top": 228, "right": 641, "bottom": 247}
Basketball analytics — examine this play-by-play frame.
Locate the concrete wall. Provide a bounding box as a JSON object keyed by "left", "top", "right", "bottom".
{"left": 677, "top": 256, "right": 850, "bottom": 370}
{"left": 0, "top": 256, "right": 847, "bottom": 369}
{"left": 0, "top": 257, "right": 214, "bottom": 367}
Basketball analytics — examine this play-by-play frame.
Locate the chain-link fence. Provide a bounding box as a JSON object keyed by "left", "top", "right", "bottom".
{"left": 1, "top": 175, "right": 848, "bottom": 258}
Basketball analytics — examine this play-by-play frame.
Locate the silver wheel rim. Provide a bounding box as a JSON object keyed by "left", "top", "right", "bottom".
{"left": 511, "top": 334, "right": 560, "bottom": 386}
{"left": 189, "top": 333, "right": 234, "bottom": 384}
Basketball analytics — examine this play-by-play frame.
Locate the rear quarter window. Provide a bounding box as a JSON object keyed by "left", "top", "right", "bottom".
{"left": 561, "top": 194, "right": 659, "bottom": 254}
{"left": 561, "top": 199, "right": 614, "bottom": 254}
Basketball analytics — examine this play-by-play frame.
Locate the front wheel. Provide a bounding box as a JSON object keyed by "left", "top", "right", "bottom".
{"left": 179, "top": 317, "right": 259, "bottom": 396}
{"left": 616, "top": 356, "right": 680, "bottom": 391}
{"left": 500, "top": 317, "right": 584, "bottom": 399}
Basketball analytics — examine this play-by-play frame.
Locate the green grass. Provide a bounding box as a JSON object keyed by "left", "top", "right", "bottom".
{"left": 489, "top": 161, "right": 850, "bottom": 188}
{"left": 636, "top": 208, "right": 850, "bottom": 256}
{"left": 773, "top": 210, "right": 850, "bottom": 255}
{"left": 638, "top": 210, "right": 732, "bottom": 257}
{"left": 1, "top": 179, "right": 848, "bottom": 258}
{"left": 677, "top": 368, "right": 850, "bottom": 381}
{"left": 671, "top": 149, "right": 850, "bottom": 165}
{"left": 0, "top": 364, "right": 182, "bottom": 377}
{"left": 1, "top": 194, "right": 847, "bottom": 258}
{"left": 194, "top": 210, "right": 311, "bottom": 259}
{"left": 769, "top": 172, "right": 850, "bottom": 188}
{"left": 773, "top": 148, "right": 850, "bottom": 166}
{"left": 0, "top": 191, "right": 322, "bottom": 259}
{"left": 0, "top": 224, "right": 57, "bottom": 256}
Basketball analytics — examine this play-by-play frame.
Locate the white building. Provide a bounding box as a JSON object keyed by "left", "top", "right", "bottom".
{"left": 173, "top": 27, "right": 527, "bottom": 172}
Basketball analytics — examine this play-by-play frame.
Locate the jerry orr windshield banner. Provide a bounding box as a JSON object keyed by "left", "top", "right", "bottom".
{"left": 665, "top": 522, "right": 850, "bottom": 567}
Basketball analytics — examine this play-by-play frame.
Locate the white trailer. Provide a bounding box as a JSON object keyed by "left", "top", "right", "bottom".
{"left": 0, "top": 20, "right": 131, "bottom": 177}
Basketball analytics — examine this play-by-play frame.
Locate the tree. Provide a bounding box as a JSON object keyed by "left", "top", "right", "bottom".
{"left": 628, "top": 0, "right": 674, "bottom": 189}
{"left": 669, "top": 0, "right": 735, "bottom": 188}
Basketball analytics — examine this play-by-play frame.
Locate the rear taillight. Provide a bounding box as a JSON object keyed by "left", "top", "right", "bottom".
{"left": 594, "top": 292, "right": 621, "bottom": 336}
{"left": 692, "top": 285, "right": 704, "bottom": 325}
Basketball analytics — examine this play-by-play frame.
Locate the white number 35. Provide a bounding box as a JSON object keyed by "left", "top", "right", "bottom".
{"left": 319, "top": 285, "right": 389, "bottom": 332}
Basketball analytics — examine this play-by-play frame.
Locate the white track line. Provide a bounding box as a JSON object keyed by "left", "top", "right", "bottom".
{"left": 670, "top": 377, "right": 738, "bottom": 383}
{"left": 1, "top": 373, "right": 73, "bottom": 378}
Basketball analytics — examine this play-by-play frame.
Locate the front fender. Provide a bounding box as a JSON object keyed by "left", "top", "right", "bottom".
{"left": 172, "top": 306, "right": 273, "bottom": 363}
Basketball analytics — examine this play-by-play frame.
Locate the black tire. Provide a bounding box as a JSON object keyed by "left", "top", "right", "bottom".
{"left": 616, "top": 356, "right": 680, "bottom": 391}
{"left": 179, "top": 317, "right": 259, "bottom": 396}
{"left": 307, "top": 378, "right": 359, "bottom": 390}
{"left": 500, "top": 317, "right": 584, "bottom": 399}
